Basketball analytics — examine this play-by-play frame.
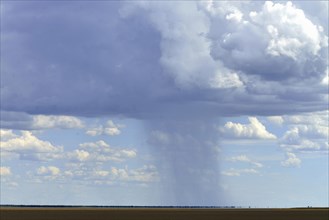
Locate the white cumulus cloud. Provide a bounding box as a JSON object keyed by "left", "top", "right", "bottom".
{"left": 68, "top": 140, "right": 137, "bottom": 163}
{"left": 0, "top": 131, "right": 63, "bottom": 161}
{"left": 281, "top": 152, "right": 301, "bottom": 167}
{"left": 279, "top": 111, "right": 328, "bottom": 152}
{"left": 70, "top": 150, "right": 90, "bottom": 162}
{"left": 32, "top": 115, "right": 84, "bottom": 129}
{"left": 257, "top": 1, "right": 326, "bottom": 59}
{"left": 0, "top": 129, "right": 17, "bottom": 141}
{"left": 220, "top": 117, "right": 276, "bottom": 139}
{"left": 37, "top": 166, "right": 61, "bottom": 176}
{"left": 86, "top": 120, "right": 123, "bottom": 136}
{"left": 207, "top": 0, "right": 328, "bottom": 83}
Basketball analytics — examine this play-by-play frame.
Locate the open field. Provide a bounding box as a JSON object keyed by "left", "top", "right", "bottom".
{"left": 1, "top": 207, "right": 328, "bottom": 220}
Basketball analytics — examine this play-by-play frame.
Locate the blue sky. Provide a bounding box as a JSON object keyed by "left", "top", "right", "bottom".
{"left": 0, "top": 1, "right": 328, "bottom": 207}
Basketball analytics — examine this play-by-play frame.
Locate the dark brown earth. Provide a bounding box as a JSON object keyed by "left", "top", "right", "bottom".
{"left": 1, "top": 207, "right": 328, "bottom": 220}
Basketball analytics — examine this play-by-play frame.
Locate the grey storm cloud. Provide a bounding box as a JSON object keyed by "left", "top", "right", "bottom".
{"left": 1, "top": 1, "right": 328, "bottom": 119}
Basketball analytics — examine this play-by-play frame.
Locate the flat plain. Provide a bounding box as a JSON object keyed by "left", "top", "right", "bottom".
{"left": 1, "top": 207, "right": 328, "bottom": 220}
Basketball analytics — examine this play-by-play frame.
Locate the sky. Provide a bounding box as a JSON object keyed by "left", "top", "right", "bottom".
{"left": 0, "top": 0, "right": 328, "bottom": 207}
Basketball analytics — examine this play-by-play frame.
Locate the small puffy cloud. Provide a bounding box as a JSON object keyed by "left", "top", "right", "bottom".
{"left": 280, "top": 127, "right": 327, "bottom": 151}
{"left": 70, "top": 150, "right": 90, "bottom": 162}
{"left": 221, "top": 168, "right": 258, "bottom": 177}
{"left": 281, "top": 152, "right": 301, "bottom": 167}
{"left": 219, "top": 117, "right": 276, "bottom": 139}
{"left": 69, "top": 140, "right": 137, "bottom": 163}
{"left": 85, "top": 127, "right": 102, "bottom": 136}
{"left": 86, "top": 120, "right": 123, "bottom": 136}
{"left": 119, "top": 149, "right": 137, "bottom": 158}
{"left": 37, "top": 166, "right": 61, "bottom": 176}
{"left": 32, "top": 115, "right": 84, "bottom": 129}
{"left": 279, "top": 111, "right": 328, "bottom": 152}
{"left": 0, "top": 166, "right": 11, "bottom": 176}
{"left": 228, "top": 155, "right": 263, "bottom": 168}
{"left": 0, "top": 131, "right": 63, "bottom": 161}
{"left": 104, "top": 120, "right": 122, "bottom": 136}
{"left": 35, "top": 166, "right": 62, "bottom": 181}
{"left": 110, "top": 167, "right": 129, "bottom": 180}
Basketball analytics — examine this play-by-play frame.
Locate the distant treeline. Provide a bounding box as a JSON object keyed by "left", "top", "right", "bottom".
{"left": 0, "top": 205, "right": 240, "bottom": 208}
{"left": 1, "top": 205, "right": 327, "bottom": 209}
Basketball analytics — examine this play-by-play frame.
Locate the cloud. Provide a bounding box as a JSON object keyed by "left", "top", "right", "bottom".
{"left": 279, "top": 110, "right": 328, "bottom": 152}
{"left": 121, "top": 1, "right": 243, "bottom": 90}
{"left": 281, "top": 152, "right": 301, "bottom": 167}
{"left": 34, "top": 166, "right": 62, "bottom": 181}
{"left": 86, "top": 120, "right": 122, "bottom": 136}
{"left": 224, "top": 155, "right": 263, "bottom": 177}
{"left": 260, "top": 2, "right": 326, "bottom": 58}
{"left": 110, "top": 165, "right": 158, "bottom": 183}
{"left": 207, "top": 1, "right": 328, "bottom": 80}
{"left": 0, "top": 131, "right": 63, "bottom": 161}
{"left": 37, "top": 166, "right": 61, "bottom": 176}
{"left": 228, "top": 155, "right": 263, "bottom": 168}
{"left": 219, "top": 117, "right": 276, "bottom": 139}
{"left": 321, "top": 67, "right": 329, "bottom": 85}
{"left": 68, "top": 140, "right": 137, "bottom": 163}
{"left": 0, "top": 129, "right": 17, "bottom": 140}
{"left": 1, "top": 1, "right": 327, "bottom": 206}
{"left": 0, "top": 166, "right": 11, "bottom": 176}
{"left": 0, "top": 111, "right": 84, "bottom": 130}
{"left": 39, "top": 164, "right": 159, "bottom": 185}
{"left": 221, "top": 168, "right": 258, "bottom": 177}
{"left": 280, "top": 127, "right": 328, "bottom": 152}
{"left": 283, "top": 110, "right": 328, "bottom": 126}
{"left": 70, "top": 150, "right": 90, "bottom": 162}
{"left": 1, "top": 1, "right": 327, "bottom": 119}
{"left": 79, "top": 140, "right": 110, "bottom": 149}
{"left": 32, "top": 115, "right": 84, "bottom": 129}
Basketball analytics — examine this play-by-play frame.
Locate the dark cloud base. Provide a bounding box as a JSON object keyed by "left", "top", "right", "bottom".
{"left": 1, "top": 1, "right": 328, "bottom": 120}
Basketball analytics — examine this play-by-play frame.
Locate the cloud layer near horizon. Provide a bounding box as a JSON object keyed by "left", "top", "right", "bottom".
{"left": 1, "top": 1, "right": 328, "bottom": 120}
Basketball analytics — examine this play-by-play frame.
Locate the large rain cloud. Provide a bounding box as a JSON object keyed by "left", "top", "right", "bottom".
{"left": 1, "top": 1, "right": 328, "bottom": 206}
{"left": 1, "top": 1, "right": 328, "bottom": 119}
